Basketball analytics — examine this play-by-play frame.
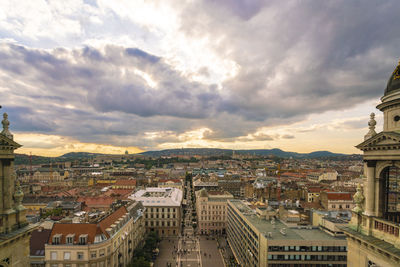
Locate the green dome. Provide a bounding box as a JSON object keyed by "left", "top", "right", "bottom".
{"left": 384, "top": 60, "right": 400, "bottom": 96}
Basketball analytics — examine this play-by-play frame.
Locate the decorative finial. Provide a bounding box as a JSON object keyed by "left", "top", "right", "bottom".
{"left": 352, "top": 183, "right": 364, "bottom": 214}
{"left": 364, "top": 113, "right": 377, "bottom": 140}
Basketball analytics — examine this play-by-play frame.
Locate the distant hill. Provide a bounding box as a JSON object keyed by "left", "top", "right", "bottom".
{"left": 140, "top": 148, "right": 359, "bottom": 159}
{"left": 15, "top": 152, "right": 108, "bottom": 165}
{"left": 58, "top": 152, "right": 107, "bottom": 158}
{"left": 14, "top": 148, "right": 360, "bottom": 165}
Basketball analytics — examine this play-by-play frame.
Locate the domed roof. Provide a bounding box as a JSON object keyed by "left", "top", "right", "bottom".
{"left": 384, "top": 60, "right": 400, "bottom": 96}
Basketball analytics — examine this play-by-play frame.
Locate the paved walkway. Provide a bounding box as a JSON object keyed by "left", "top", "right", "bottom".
{"left": 155, "top": 179, "right": 225, "bottom": 267}
{"left": 154, "top": 238, "right": 179, "bottom": 267}
{"left": 199, "top": 236, "right": 225, "bottom": 267}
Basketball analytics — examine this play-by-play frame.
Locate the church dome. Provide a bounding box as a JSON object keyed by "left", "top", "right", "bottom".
{"left": 384, "top": 60, "right": 400, "bottom": 96}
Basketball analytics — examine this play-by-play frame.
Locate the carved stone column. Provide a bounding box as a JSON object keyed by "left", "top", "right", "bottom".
{"left": 364, "top": 160, "right": 376, "bottom": 216}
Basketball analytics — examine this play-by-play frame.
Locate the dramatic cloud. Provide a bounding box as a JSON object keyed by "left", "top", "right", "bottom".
{"left": 0, "top": 0, "right": 399, "bottom": 154}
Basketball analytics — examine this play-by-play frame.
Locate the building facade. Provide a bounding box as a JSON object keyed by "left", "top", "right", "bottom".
{"left": 342, "top": 61, "right": 400, "bottom": 266}
{"left": 44, "top": 201, "right": 145, "bottom": 267}
{"left": 227, "top": 199, "right": 347, "bottom": 267}
{"left": 129, "top": 187, "right": 182, "bottom": 237}
{"left": 195, "top": 188, "right": 233, "bottom": 235}
{"left": 320, "top": 192, "right": 355, "bottom": 211}
{"left": 0, "top": 112, "right": 37, "bottom": 267}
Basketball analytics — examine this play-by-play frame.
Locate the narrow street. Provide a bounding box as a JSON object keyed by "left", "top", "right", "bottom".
{"left": 155, "top": 178, "right": 224, "bottom": 267}
{"left": 176, "top": 180, "right": 202, "bottom": 267}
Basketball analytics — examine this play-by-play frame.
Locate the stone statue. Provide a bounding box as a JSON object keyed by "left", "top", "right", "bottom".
{"left": 14, "top": 181, "right": 25, "bottom": 211}
{"left": 353, "top": 183, "right": 365, "bottom": 214}
{"left": 1, "top": 112, "right": 13, "bottom": 139}
{"left": 364, "top": 113, "right": 377, "bottom": 140}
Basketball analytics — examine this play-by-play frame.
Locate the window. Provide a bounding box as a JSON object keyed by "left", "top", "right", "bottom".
{"left": 51, "top": 264, "right": 58, "bottom": 267}
{"left": 64, "top": 252, "right": 71, "bottom": 260}
{"left": 51, "top": 252, "right": 57, "bottom": 260}
{"left": 91, "top": 251, "right": 97, "bottom": 258}
{"left": 99, "top": 249, "right": 105, "bottom": 257}
{"left": 64, "top": 264, "right": 71, "bottom": 267}
{"left": 53, "top": 234, "right": 62, "bottom": 245}
{"left": 66, "top": 234, "right": 74, "bottom": 244}
{"left": 79, "top": 234, "right": 88, "bottom": 245}
{"left": 77, "top": 252, "right": 84, "bottom": 260}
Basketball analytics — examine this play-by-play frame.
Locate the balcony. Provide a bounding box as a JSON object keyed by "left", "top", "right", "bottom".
{"left": 372, "top": 217, "right": 400, "bottom": 246}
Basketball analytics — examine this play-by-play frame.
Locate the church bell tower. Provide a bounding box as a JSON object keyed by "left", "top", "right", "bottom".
{"left": 343, "top": 61, "right": 400, "bottom": 267}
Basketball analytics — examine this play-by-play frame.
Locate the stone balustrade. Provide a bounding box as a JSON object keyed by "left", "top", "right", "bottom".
{"left": 372, "top": 217, "right": 400, "bottom": 248}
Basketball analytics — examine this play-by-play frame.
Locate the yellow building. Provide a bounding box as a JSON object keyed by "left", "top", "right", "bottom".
{"left": 44, "top": 201, "right": 145, "bottom": 267}
{"left": 0, "top": 112, "right": 37, "bottom": 266}
{"left": 342, "top": 61, "right": 400, "bottom": 266}
{"left": 195, "top": 188, "right": 233, "bottom": 235}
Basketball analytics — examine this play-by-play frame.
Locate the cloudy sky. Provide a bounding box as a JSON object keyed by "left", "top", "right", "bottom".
{"left": 0, "top": 0, "right": 399, "bottom": 156}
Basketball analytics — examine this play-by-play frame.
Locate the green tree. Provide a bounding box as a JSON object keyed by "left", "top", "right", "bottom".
{"left": 129, "top": 256, "right": 150, "bottom": 267}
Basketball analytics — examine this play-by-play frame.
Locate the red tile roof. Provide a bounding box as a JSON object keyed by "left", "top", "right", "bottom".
{"left": 327, "top": 192, "right": 353, "bottom": 201}
{"left": 49, "top": 223, "right": 98, "bottom": 245}
{"left": 114, "top": 179, "right": 137, "bottom": 186}
{"left": 98, "top": 206, "right": 127, "bottom": 238}
{"left": 49, "top": 206, "right": 128, "bottom": 244}
{"left": 308, "top": 187, "right": 321, "bottom": 193}
{"left": 77, "top": 197, "right": 114, "bottom": 207}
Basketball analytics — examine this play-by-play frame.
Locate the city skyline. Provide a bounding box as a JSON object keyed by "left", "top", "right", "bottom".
{"left": 1, "top": 1, "right": 400, "bottom": 156}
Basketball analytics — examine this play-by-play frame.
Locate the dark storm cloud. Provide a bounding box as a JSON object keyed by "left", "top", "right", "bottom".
{"left": 0, "top": 43, "right": 220, "bottom": 119}
{"left": 1, "top": 0, "right": 400, "bottom": 149}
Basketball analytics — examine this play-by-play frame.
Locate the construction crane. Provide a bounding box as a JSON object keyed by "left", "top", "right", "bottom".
{"left": 29, "top": 152, "right": 33, "bottom": 181}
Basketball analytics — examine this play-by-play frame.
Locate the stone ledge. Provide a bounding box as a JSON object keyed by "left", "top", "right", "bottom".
{"left": 341, "top": 226, "right": 400, "bottom": 260}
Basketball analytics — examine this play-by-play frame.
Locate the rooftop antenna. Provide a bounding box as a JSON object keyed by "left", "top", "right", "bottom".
{"left": 277, "top": 163, "right": 281, "bottom": 203}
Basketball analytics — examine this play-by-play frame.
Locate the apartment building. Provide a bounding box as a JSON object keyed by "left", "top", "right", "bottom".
{"left": 195, "top": 188, "right": 233, "bottom": 235}
{"left": 227, "top": 199, "right": 347, "bottom": 267}
{"left": 218, "top": 174, "right": 242, "bottom": 198}
{"left": 129, "top": 187, "right": 182, "bottom": 237}
{"left": 320, "top": 192, "right": 354, "bottom": 211}
{"left": 44, "top": 201, "right": 145, "bottom": 267}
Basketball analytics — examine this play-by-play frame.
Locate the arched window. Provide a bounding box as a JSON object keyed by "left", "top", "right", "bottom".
{"left": 382, "top": 166, "right": 400, "bottom": 223}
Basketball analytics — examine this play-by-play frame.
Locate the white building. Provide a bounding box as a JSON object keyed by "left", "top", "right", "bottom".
{"left": 129, "top": 187, "right": 183, "bottom": 237}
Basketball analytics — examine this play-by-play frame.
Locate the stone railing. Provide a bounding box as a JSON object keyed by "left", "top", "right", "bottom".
{"left": 372, "top": 217, "right": 400, "bottom": 247}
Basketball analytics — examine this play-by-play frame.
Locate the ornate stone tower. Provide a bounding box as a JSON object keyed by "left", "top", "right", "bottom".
{"left": 343, "top": 61, "right": 400, "bottom": 267}
{"left": 0, "top": 112, "right": 25, "bottom": 233}
{"left": 0, "top": 111, "right": 36, "bottom": 267}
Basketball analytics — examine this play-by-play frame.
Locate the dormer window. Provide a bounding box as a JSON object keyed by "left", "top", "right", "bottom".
{"left": 53, "top": 234, "right": 62, "bottom": 245}
{"left": 79, "top": 234, "right": 88, "bottom": 245}
{"left": 66, "top": 234, "right": 75, "bottom": 244}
